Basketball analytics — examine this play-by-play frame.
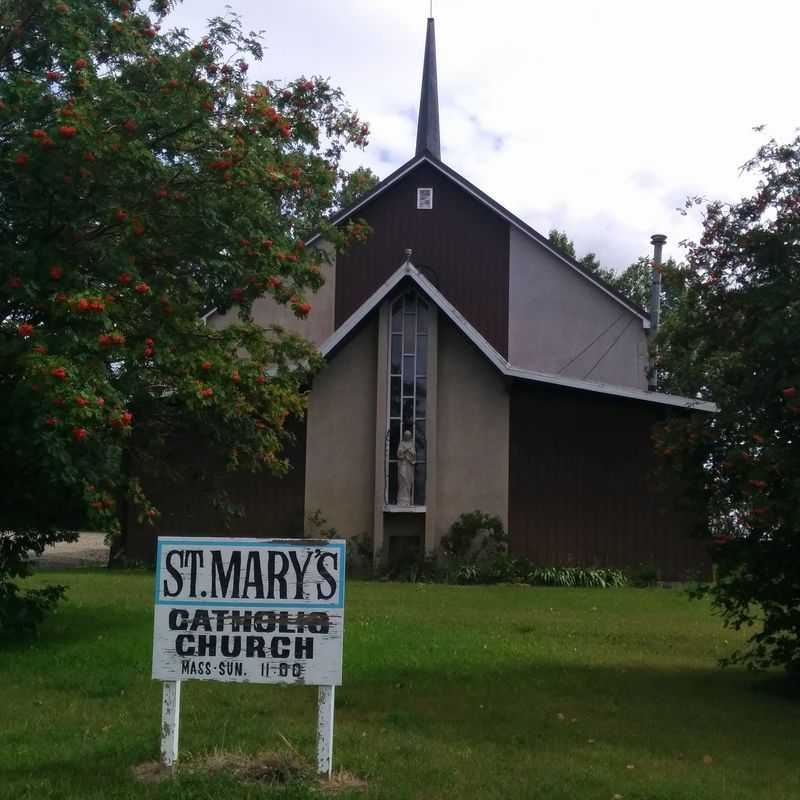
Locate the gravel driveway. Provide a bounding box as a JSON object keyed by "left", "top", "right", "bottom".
{"left": 33, "top": 532, "right": 109, "bottom": 569}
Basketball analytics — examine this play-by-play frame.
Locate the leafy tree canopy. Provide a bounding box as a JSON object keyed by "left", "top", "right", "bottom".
{"left": 614, "top": 255, "right": 685, "bottom": 321}
{"left": 548, "top": 228, "right": 686, "bottom": 322}
{"left": 547, "top": 228, "right": 576, "bottom": 259}
{"left": 0, "top": 0, "right": 369, "bottom": 635}
{"left": 337, "top": 165, "right": 379, "bottom": 210}
{"left": 547, "top": 228, "right": 616, "bottom": 284}
{"left": 655, "top": 134, "right": 800, "bottom": 673}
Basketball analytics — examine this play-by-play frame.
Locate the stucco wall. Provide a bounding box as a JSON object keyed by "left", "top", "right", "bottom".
{"left": 508, "top": 227, "right": 649, "bottom": 389}
{"left": 207, "top": 244, "right": 336, "bottom": 347}
{"left": 434, "top": 318, "right": 509, "bottom": 544}
{"left": 305, "top": 317, "right": 378, "bottom": 539}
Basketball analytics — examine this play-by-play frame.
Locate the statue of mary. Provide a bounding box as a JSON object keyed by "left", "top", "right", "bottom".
{"left": 396, "top": 429, "right": 416, "bottom": 506}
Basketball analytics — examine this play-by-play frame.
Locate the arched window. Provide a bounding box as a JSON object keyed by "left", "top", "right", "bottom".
{"left": 386, "top": 290, "right": 428, "bottom": 507}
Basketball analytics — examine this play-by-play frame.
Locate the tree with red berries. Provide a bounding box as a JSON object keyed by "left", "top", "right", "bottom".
{"left": 654, "top": 132, "right": 800, "bottom": 674}
{"left": 0, "top": 0, "right": 370, "bottom": 638}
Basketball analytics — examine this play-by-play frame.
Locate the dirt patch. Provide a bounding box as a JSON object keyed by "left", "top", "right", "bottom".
{"left": 131, "top": 761, "right": 174, "bottom": 784}
{"left": 316, "top": 769, "right": 369, "bottom": 795}
{"left": 201, "top": 749, "right": 308, "bottom": 785}
{"left": 132, "top": 749, "right": 367, "bottom": 792}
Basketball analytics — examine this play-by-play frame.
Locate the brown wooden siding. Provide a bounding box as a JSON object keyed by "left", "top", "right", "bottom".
{"left": 336, "top": 162, "right": 510, "bottom": 356}
{"left": 508, "top": 382, "right": 710, "bottom": 580}
{"left": 122, "top": 420, "right": 307, "bottom": 564}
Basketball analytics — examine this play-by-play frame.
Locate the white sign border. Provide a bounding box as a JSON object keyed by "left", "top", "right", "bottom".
{"left": 153, "top": 536, "right": 346, "bottom": 609}
{"left": 152, "top": 536, "right": 346, "bottom": 777}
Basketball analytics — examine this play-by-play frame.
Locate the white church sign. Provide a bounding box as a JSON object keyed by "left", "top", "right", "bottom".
{"left": 151, "top": 537, "right": 346, "bottom": 774}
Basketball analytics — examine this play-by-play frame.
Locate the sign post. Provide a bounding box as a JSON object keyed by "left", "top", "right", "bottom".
{"left": 317, "top": 685, "right": 335, "bottom": 777}
{"left": 151, "top": 537, "right": 346, "bottom": 774}
{"left": 160, "top": 680, "right": 181, "bottom": 768}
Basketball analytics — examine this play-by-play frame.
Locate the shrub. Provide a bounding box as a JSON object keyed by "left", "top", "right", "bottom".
{"left": 305, "top": 510, "right": 373, "bottom": 577}
{"left": 347, "top": 532, "right": 374, "bottom": 577}
{"left": 440, "top": 510, "right": 507, "bottom": 560}
{"left": 305, "top": 509, "right": 338, "bottom": 540}
{"left": 630, "top": 564, "right": 660, "bottom": 588}
{"left": 329, "top": 509, "right": 630, "bottom": 589}
{"left": 0, "top": 528, "right": 78, "bottom": 642}
{"left": 481, "top": 552, "right": 524, "bottom": 584}
{"left": 455, "top": 563, "right": 480, "bottom": 585}
{"left": 527, "top": 567, "right": 627, "bottom": 588}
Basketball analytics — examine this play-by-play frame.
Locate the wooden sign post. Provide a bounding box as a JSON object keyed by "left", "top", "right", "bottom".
{"left": 151, "top": 537, "right": 346, "bottom": 776}
{"left": 160, "top": 680, "right": 181, "bottom": 767}
{"left": 316, "top": 685, "right": 335, "bottom": 775}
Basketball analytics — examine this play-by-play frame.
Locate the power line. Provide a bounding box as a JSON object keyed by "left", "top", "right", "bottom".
{"left": 558, "top": 311, "right": 626, "bottom": 375}
{"left": 583, "top": 317, "right": 635, "bottom": 380}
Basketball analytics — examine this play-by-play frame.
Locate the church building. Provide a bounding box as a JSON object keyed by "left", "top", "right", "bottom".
{"left": 125, "top": 18, "right": 713, "bottom": 579}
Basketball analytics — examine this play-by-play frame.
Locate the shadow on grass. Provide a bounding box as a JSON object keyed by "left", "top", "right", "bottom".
{"left": 750, "top": 671, "right": 800, "bottom": 700}
{"left": 336, "top": 658, "right": 799, "bottom": 754}
{"left": 2, "top": 660, "right": 797, "bottom": 799}
{"left": 0, "top": 584, "right": 150, "bottom": 659}
{"left": 346, "top": 652, "right": 797, "bottom": 703}
{"left": 1, "top": 610, "right": 147, "bottom": 657}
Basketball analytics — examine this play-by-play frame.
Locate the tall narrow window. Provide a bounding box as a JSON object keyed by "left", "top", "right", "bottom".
{"left": 386, "top": 291, "right": 428, "bottom": 507}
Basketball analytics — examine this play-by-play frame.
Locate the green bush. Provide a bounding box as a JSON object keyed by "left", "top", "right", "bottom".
{"left": 312, "top": 508, "right": 631, "bottom": 590}
{"left": 372, "top": 511, "right": 631, "bottom": 588}
{"left": 630, "top": 564, "right": 660, "bottom": 588}
{"left": 480, "top": 552, "right": 524, "bottom": 584}
{"left": 0, "top": 528, "right": 78, "bottom": 642}
{"left": 440, "top": 510, "right": 507, "bottom": 559}
{"left": 527, "top": 566, "right": 628, "bottom": 588}
{"left": 306, "top": 510, "right": 374, "bottom": 577}
{"left": 347, "top": 532, "right": 374, "bottom": 575}
{"left": 305, "top": 509, "right": 338, "bottom": 540}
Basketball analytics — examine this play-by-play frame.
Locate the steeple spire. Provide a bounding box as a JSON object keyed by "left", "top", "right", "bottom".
{"left": 415, "top": 16, "right": 441, "bottom": 160}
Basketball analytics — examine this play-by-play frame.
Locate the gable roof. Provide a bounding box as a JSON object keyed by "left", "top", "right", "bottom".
{"left": 320, "top": 258, "right": 716, "bottom": 413}
{"left": 308, "top": 152, "right": 651, "bottom": 326}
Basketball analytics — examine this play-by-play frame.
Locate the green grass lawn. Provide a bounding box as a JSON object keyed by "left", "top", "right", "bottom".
{"left": 1, "top": 571, "right": 798, "bottom": 800}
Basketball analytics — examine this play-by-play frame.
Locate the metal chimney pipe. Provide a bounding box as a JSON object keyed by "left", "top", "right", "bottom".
{"left": 648, "top": 234, "right": 667, "bottom": 390}
{"left": 650, "top": 234, "right": 666, "bottom": 332}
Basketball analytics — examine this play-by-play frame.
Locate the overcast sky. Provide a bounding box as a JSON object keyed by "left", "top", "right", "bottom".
{"left": 167, "top": 0, "right": 799, "bottom": 271}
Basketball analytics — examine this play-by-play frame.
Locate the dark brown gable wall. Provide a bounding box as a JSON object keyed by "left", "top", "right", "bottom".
{"left": 508, "top": 382, "right": 711, "bottom": 581}
{"left": 335, "top": 162, "right": 510, "bottom": 356}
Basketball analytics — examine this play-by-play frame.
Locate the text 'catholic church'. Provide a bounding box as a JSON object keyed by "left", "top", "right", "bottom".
{"left": 125, "top": 18, "right": 713, "bottom": 579}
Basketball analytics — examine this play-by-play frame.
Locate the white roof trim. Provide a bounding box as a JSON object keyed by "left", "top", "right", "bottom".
{"left": 504, "top": 365, "right": 717, "bottom": 412}
{"left": 318, "top": 259, "right": 506, "bottom": 374}
{"left": 308, "top": 154, "right": 650, "bottom": 327}
{"left": 319, "top": 260, "right": 716, "bottom": 413}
